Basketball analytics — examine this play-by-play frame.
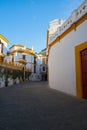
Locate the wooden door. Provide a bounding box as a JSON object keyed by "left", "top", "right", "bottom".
{"left": 81, "top": 49, "right": 87, "bottom": 98}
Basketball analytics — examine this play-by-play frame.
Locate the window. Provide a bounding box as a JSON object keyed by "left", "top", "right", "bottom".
{"left": 23, "top": 55, "right": 26, "bottom": 60}
{"left": 43, "top": 66, "right": 45, "bottom": 71}
{"left": 12, "top": 55, "right": 14, "bottom": 62}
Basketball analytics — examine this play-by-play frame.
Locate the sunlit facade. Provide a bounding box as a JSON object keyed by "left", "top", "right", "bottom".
{"left": 36, "top": 49, "right": 48, "bottom": 81}
{"left": 47, "top": 0, "right": 87, "bottom": 98}
{"left": 0, "top": 34, "right": 9, "bottom": 63}
{"left": 0, "top": 36, "right": 37, "bottom": 87}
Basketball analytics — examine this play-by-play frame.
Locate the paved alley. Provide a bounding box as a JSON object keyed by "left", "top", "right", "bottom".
{"left": 0, "top": 81, "right": 87, "bottom": 130}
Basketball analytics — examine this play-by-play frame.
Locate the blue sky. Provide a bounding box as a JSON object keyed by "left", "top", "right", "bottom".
{"left": 0, "top": 0, "right": 83, "bottom": 52}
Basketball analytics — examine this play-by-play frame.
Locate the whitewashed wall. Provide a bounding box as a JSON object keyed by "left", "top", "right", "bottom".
{"left": 48, "top": 0, "right": 87, "bottom": 44}
{"left": 26, "top": 63, "right": 31, "bottom": 69}
{"left": 36, "top": 57, "right": 42, "bottom": 73}
{"left": 26, "top": 54, "right": 30, "bottom": 69}
{"left": 48, "top": 20, "right": 87, "bottom": 96}
{"left": 14, "top": 53, "right": 22, "bottom": 65}
{"left": 26, "top": 54, "right": 31, "bottom": 62}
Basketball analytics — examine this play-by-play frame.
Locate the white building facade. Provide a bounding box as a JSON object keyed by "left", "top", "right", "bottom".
{"left": 48, "top": 19, "right": 65, "bottom": 36}
{"left": 8, "top": 44, "right": 35, "bottom": 72}
{"left": 47, "top": 0, "right": 87, "bottom": 98}
{"left": 0, "top": 34, "right": 9, "bottom": 57}
{"left": 36, "top": 51, "right": 47, "bottom": 81}
{"left": 0, "top": 34, "right": 9, "bottom": 88}
{"left": 30, "top": 48, "right": 48, "bottom": 81}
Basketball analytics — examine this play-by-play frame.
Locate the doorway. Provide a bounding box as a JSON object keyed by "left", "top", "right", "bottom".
{"left": 80, "top": 49, "right": 87, "bottom": 98}
{"left": 75, "top": 41, "right": 87, "bottom": 98}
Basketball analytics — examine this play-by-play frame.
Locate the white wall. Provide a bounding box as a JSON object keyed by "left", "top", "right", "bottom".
{"left": 48, "top": 21, "right": 87, "bottom": 96}
{"left": 26, "top": 63, "right": 31, "bottom": 69}
{"left": 0, "top": 44, "right": 7, "bottom": 55}
{"left": 36, "top": 57, "right": 42, "bottom": 73}
{"left": 26, "top": 54, "right": 31, "bottom": 62}
{"left": 3, "top": 46, "right": 7, "bottom": 55}
{"left": 15, "top": 53, "right": 21, "bottom": 60}
{"left": 49, "top": 19, "right": 65, "bottom": 35}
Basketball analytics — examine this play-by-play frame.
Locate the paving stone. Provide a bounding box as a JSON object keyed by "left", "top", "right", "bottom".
{"left": 0, "top": 81, "right": 87, "bottom": 130}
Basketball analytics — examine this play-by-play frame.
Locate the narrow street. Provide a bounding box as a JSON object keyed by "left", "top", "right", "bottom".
{"left": 0, "top": 81, "right": 87, "bottom": 130}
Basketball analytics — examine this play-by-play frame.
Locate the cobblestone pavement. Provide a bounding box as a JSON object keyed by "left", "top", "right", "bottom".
{"left": 0, "top": 81, "right": 87, "bottom": 130}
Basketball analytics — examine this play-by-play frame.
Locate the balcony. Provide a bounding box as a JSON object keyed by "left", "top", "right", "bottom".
{"left": 18, "top": 58, "right": 27, "bottom": 65}
{"left": 0, "top": 60, "right": 23, "bottom": 70}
